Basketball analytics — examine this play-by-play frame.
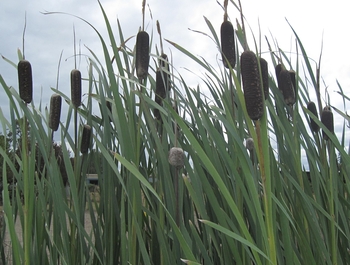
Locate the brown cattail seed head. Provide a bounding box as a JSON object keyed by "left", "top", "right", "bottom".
{"left": 168, "top": 147, "right": 185, "bottom": 168}
{"left": 275, "top": 64, "right": 284, "bottom": 83}
{"left": 160, "top": 53, "right": 171, "bottom": 91}
{"left": 307, "top": 101, "right": 319, "bottom": 132}
{"left": 49, "top": 94, "right": 62, "bottom": 131}
{"left": 259, "top": 58, "right": 269, "bottom": 100}
{"left": 18, "top": 60, "right": 33, "bottom": 104}
{"left": 155, "top": 69, "right": 167, "bottom": 100}
{"left": 80, "top": 124, "right": 92, "bottom": 154}
{"left": 136, "top": 31, "right": 150, "bottom": 81}
{"left": 278, "top": 69, "right": 295, "bottom": 105}
{"left": 321, "top": 107, "right": 334, "bottom": 140}
{"left": 289, "top": 70, "right": 296, "bottom": 97}
{"left": 240, "top": 51, "right": 264, "bottom": 120}
{"left": 71, "top": 69, "right": 82, "bottom": 108}
{"left": 220, "top": 20, "right": 236, "bottom": 68}
{"left": 245, "top": 137, "right": 254, "bottom": 152}
{"left": 153, "top": 94, "right": 163, "bottom": 120}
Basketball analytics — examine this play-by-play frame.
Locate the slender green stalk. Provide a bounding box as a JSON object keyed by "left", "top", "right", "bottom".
{"left": 22, "top": 116, "right": 31, "bottom": 265}
{"left": 327, "top": 140, "right": 337, "bottom": 265}
{"left": 255, "top": 120, "right": 276, "bottom": 265}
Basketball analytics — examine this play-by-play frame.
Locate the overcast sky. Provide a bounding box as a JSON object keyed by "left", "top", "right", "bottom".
{"left": 1, "top": 0, "right": 349, "bottom": 147}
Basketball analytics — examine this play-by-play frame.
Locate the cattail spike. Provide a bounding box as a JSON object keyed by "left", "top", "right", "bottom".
{"left": 18, "top": 59, "right": 33, "bottom": 104}
{"left": 275, "top": 64, "right": 284, "bottom": 83}
{"left": 278, "top": 69, "right": 295, "bottom": 106}
{"left": 289, "top": 70, "right": 297, "bottom": 98}
{"left": 259, "top": 58, "right": 269, "bottom": 100}
{"left": 307, "top": 101, "right": 319, "bottom": 132}
{"left": 80, "top": 124, "right": 92, "bottom": 154}
{"left": 221, "top": 20, "right": 236, "bottom": 68}
{"left": 321, "top": 107, "right": 334, "bottom": 140}
{"left": 168, "top": 147, "right": 185, "bottom": 168}
{"left": 49, "top": 94, "right": 62, "bottom": 131}
{"left": 71, "top": 69, "right": 82, "bottom": 108}
{"left": 136, "top": 31, "right": 150, "bottom": 81}
{"left": 240, "top": 51, "right": 264, "bottom": 120}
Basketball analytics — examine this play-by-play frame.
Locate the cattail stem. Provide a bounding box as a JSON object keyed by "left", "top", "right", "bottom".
{"left": 255, "top": 120, "right": 277, "bottom": 265}
{"left": 223, "top": 0, "right": 228, "bottom": 22}
{"left": 157, "top": 20, "right": 164, "bottom": 54}
{"left": 142, "top": 0, "right": 146, "bottom": 30}
{"left": 22, "top": 115, "right": 31, "bottom": 265}
{"left": 327, "top": 140, "right": 338, "bottom": 265}
{"left": 238, "top": 0, "right": 248, "bottom": 51}
{"left": 229, "top": 71, "right": 235, "bottom": 120}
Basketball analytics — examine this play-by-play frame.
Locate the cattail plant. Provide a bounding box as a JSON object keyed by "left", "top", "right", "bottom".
{"left": 321, "top": 106, "right": 334, "bottom": 140}
{"left": 18, "top": 59, "right": 33, "bottom": 104}
{"left": 49, "top": 94, "right": 62, "bottom": 132}
{"left": 240, "top": 50, "right": 264, "bottom": 120}
{"left": 307, "top": 101, "right": 319, "bottom": 132}
{"left": 80, "top": 124, "right": 92, "bottom": 154}
{"left": 220, "top": 0, "right": 235, "bottom": 68}
{"left": 278, "top": 69, "right": 295, "bottom": 106}
{"left": 136, "top": 0, "right": 149, "bottom": 81}
{"left": 259, "top": 58, "right": 269, "bottom": 100}
{"left": 71, "top": 69, "right": 82, "bottom": 108}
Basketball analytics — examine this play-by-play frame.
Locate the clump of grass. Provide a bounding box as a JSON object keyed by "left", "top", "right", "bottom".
{"left": 1, "top": 1, "right": 350, "bottom": 265}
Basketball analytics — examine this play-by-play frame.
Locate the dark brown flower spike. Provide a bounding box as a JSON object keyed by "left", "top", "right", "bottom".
{"left": 240, "top": 51, "right": 264, "bottom": 120}
{"left": 18, "top": 60, "right": 33, "bottom": 104}
{"left": 71, "top": 69, "right": 82, "bottom": 108}
{"left": 307, "top": 101, "right": 319, "bottom": 132}
{"left": 49, "top": 94, "right": 62, "bottom": 131}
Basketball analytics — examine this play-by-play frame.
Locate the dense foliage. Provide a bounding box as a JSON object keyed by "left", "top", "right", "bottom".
{"left": 0, "top": 1, "right": 349, "bottom": 264}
